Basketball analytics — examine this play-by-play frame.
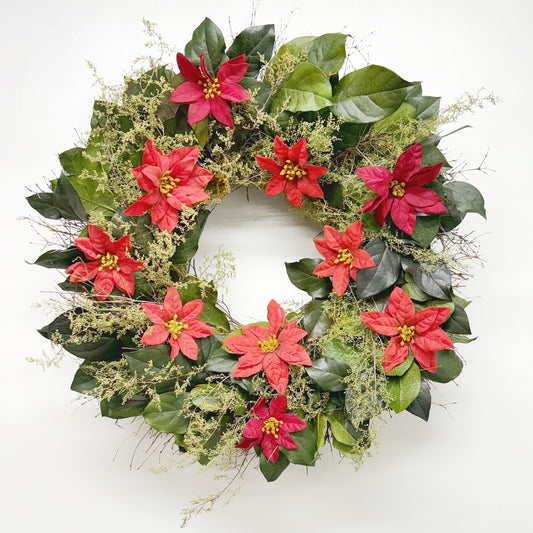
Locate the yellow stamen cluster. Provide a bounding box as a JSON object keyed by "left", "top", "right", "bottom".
{"left": 398, "top": 325, "right": 415, "bottom": 346}
{"left": 334, "top": 248, "right": 353, "bottom": 265}
{"left": 97, "top": 252, "right": 119, "bottom": 272}
{"left": 159, "top": 171, "right": 180, "bottom": 196}
{"left": 390, "top": 179, "right": 406, "bottom": 197}
{"left": 166, "top": 315, "right": 188, "bottom": 339}
{"left": 198, "top": 77, "right": 221, "bottom": 99}
{"left": 280, "top": 160, "right": 307, "bottom": 181}
{"left": 257, "top": 334, "right": 279, "bottom": 353}
{"left": 262, "top": 417, "right": 283, "bottom": 439}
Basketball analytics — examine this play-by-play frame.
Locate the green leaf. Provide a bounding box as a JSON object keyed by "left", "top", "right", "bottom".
{"left": 70, "top": 363, "right": 98, "bottom": 394}
{"left": 421, "top": 143, "right": 450, "bottom": 167}
{"left": 422, "top": 349, "right": 463, "bottom": 383}
{"left": 124, "top": 345, "right": 173, "bottom": 375}
{"left": 267, "top": 36, "right": 315, "bottom": 78}
{"left": 306, "top": 357, "right": 349, "bottom": 391}
{"left": 199, "top": 302, "right": 230, "bottom": 332}
{"left": 443, "top": 181, "right": 486, "bottom": 219}
{"left": 101, "top": 395, "right": 148, "bottom": 419}
{"left": 411, "top": 215, "right": 441, "bottom": 248}
{"left": 412, "top": 263, "right": 452, "bottom": 300}
{"left": 280, "top": 427, "right": 317, "bottom": 466}
{"left": 184, "top": 17, "right": 227, "bottom": 74}
{"left": 191, "top": 119, "right": 209, "bottom": 148}
{"left": 63, "top": 337, "right": 121, "bottom": 361}
{"left": 356, "top": 238, "right": 401, "bottom": 297}
{"left": 271, "top": 63, "right": 333, "bottom": 113}
{"left": 401, "top": 275, "right": 432, "bottom": 302}
{"left": 259, "top": 450, "right": 289, "bottom": 482}
{"left": 285, "top": 258, "right": 332, "bottom": 298}
{"left": 227, "top": 24, "right": 275, "bottom": 78}
{"left": 322, "top": 337, "right": 353, "bottom": 361}
{"left": 143, "top": 392, "right": 189, "bottom": 435}
{"left": 405, "top": 95, "right": 441, "bottom": 120}
{"left": 240, "top": 78, "right": 271, "bottom": 105}
{"left": 59, "top": 147, "right": 84, "bottom": 176}
{"left": 172, "top": 210, "right": 210, "bottom": 264}
{"left": 386, "top": 353, "right": 414, "bottom": 377}
{"left": 302, "top": 299, "right": 333, "bottom": 339}
{"left": 313, "top": 414, "right": 327, "bottom": 461}
{"left": 68, "top": 176, "right": 116, "bottom": 218}
{"left": 386, "top": 362, "right": 421, "bottom": 413}
{"left": 54, "top": 176, "right": 89, "bottom": 221}
{"left": 333, "top": 122, "right": 367, "bottom": 150}
{"left": 203, "top": 336, "right": 237, "bottom": 373}
{"left": 449, "top": 334, "right": 475, "bottom": 344}
{"left": 322, "top": 181, "right": 344, "bottom": 209}
{"left": 326, "top": 411, "right": 357, "bottom": 446}
{"left": 331, "top": 65, "right": 415, "bottom": 123}
{"left": 189, "top": 384, "right": 226, "bottom": 412}
{"left": 306, "top": 33, "right": 347, "bottom": 76}
{"left": 406, "top": 379, "right": 431, "bottom": 421}
{"left": 26, "top": 193, "right": 62, "bottom": 220}
{"left": 33, "top": 247, "right": 81, "bottom": 269}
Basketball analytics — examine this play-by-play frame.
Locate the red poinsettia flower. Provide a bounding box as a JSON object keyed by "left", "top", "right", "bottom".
{"left": 313, "top": 221, "right": 375, "bottom": 297}
{"left": 357, "top": 143, "right": 446, "bottom": 235}
{"left": 235, "top": 395, "right": 307, "bottom": 463}
{"left": 224, "top": 299, "right": 311, "bottom": 394}
{"left": 359, "top": 287, "right": 454, "bottom": 373}
{"left": 65, "top": 225, "right": 144, "bottom": 301}
{"left": 256, "top": 136, "right": 327, "bottom": 208}
{"left": 124, "top": 139, "right": 213, "bottom": 233}
{"left": 141, "top": 286, "right": 213, "bottom": 361}
{"left": 169, "top": 53, "right": 250, "bottom": 129}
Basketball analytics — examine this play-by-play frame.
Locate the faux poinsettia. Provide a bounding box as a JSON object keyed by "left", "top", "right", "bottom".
{"left": 357, "top": 143, "right": 446, "bottom": 235}
{"left": 359, "top": 287, "right": 454, "bottom": 373}
{"left": 170, "top": 53, "right": 250, "bottom": 128}
{"left": 224, "top": 299, "right": 311, "bottom": 394}
{"left": 65, "top": 225, "right": 144, "bottom": 301}
{"left": 141, "top": 286, "right": 213, "bottom": 361}
{"left": 313, "top": 221, "right": 375, "bottom": 297}
{"left": 256, "top": 136, "right": 327, "bottom": 208}
{"left": 235, "top": 395, "right": 306, "bottom": 463}
{"left": 124, "top": 139, "right": 213, "bottom": 233}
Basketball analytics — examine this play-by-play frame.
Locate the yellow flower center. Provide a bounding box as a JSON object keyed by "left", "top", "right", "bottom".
{"left": 398, "top": 325, "right": 415, "bottom": 346}
{"left": 279, "top": 160, "right": 307, "bottom": 181}
{"left": 334, "top": 248, "right": 353, "bottom": 265}
{"left": 97, "top": 252, "right": 119, "bottom": 272}
{"left": 262, "top": 417, "right": 283, "bottom": 439}
{"left": 390, "top": 179, "right": 406, "bottom": 197}
{"left": 198, "top": 77, "right": 221, "bottom": 99}
{"left": 257, "top": 334, "right": 279, "bottom": 353}
{"left": 159, "top": 171, "right": 180, "bottom": 196}
{"left": 166, "top": 314, "right": 188, "bottom": 340}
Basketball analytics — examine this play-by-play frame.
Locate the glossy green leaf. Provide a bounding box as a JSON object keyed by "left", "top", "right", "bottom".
{"left": 386, "top": 353, "right": 414, "bottom": 377}
{"left": 331, "top": 65, "right": 415, "bottom": 123}
{"left": 59, "top": 147, "right": 84, "bottom": 176}
{"left": 322, "top": 181, "right": 344, "bottom": 209}
{"left": 68, "top": 176, "right": 116, "bottom": 218}
{"left": 240, "top": 78, "right": 271, "bottom": 105}
{"left": 334, "top": 122, "right": 367, "bottom": 150}
{"left": 386, "top": 362, "right": 421, "bottom": 413}
{"left": 405, "top": 95, "right": 441, "bottom": 120}
{"left": 143, "top": 392, "right": 189, "bottom": 435}
{"left": 267, "top": 36, "right": 315, "bottom": 78}
{"left": 184, "top": 17, "right": 227, "bottom": 73}
{"left": 302, "top": 299, "right": 333, "bottom": 339}
{"left": 326, "top": 411, "right": 357, "bottom": 446}
{"left": 271, "top": 63, "right": 333, "bottom": 112}
{"left": 306, "top": 33, "right": 347, "bottom": 76}
{"left": 70, "top": 363, "right": 98, "bottom": 394}
{"left": 443, "top": 181, "right": 486, "bottom": 219}
{"left": 172, "top": 210, "right": 210, "bottom": 264}
{"left": 306, "top": 357, "right": 349, "bottom": 391}
{"left": 285, "top": 258, "right": 332, "bottom": 298}
{"left": 203, "top": 336, "right": 237, "bottom": 373}
{"left": 412, "top": 263, "right": 452, "bottom": 300}
{"left": 54, "top": 176, "right": 89, "bottom": 221}
{"left": 280, "top": 427, "right": 317, "bottom": 466}
{"left": 63, "top": 337, "right": 121, "bottom": 361}
{"left": 125, "top": 345, "right": 173, "bottom": 375}
{"left": 26, "top": 193, "right": 62, "bottom": 220}
{"left": 322, "top": 337, "right": 353, "bottom": 361}
{"left": 227, "top": 24, "right": 275, "bottom": 77}
{"left": 421, "top": 143, "right": 450, "bottom": 167}
{"left": 411, "top": 215, "right": 441, "bottom": 248}
{"left": 422, "top": 349, "right": 463, "bottom": 383}
{"left": 200, "top": 302, "right": 230, "bottom": 332}
{"left": 101, "top": 395, "right": 148, "bottom": 419}
{"left": 191, "top": 119, "right": 208, "bottom": 148}
{"left": 259, "top": 450, "right": 289, "bottom": 482}
{"left": 313, "top": 414, "right": 327, "bottom": 461}
{"left": 33, "top": 247, "right": 81, "bottom": 269}
{"left": 356, "top": 238, "right": 401, "bottom": 297}
{"left": 406, "top": 379, "right": 431, "bottom": 421}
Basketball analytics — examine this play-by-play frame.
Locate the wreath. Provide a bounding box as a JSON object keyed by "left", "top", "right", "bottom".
{"left": 28, "top": 18, "right": 486, "bottom": 520}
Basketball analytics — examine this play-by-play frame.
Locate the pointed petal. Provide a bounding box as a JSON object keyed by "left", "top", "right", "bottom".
{"left": 141, "top": 324, "right": 169, "bottom": 345}
{"left": 385, "top": 287, "right": 416, "bottom": 324}
{"left": 356, "top": 166, "right": 391, "bottom": 195}
{"left": 273, "top": 136, "right": 289, "bottom": 162}
{"left": 284, "top": 181, "right": 303, "bottom": 208}
{"left": 277, "top": 413, "right": 307, "bottom": 433}
{"left": 278, "top": 322, "right": 307, "bottom": 344}
{"left": 217, "top": 55, "right": 249, "bottom": 82}
{"left": 382, "top": 337, "right": 409, "bottom": 373}
{"left": 411, "top": 344, "right": 437, "bottom": 372}
{"left": 297, "top": 176, "right": 324, "bottom": 198}
{"left": 393, "top": 143, "right": 422, "bottom": 181}
{"left": 343, "top": 221, "right": 363, "bottom": 249}
{"left": 277, "top": 344, "right": 312, "bottom": 366}
{"left": 323, "top": 225, "right": 344, "bottom": 249}
{"left": 250, "top": 397, "right": 269, "bottom": 418}
{"left": 313, "top": 260, "right": 336, "bottom": 277}
{"left": 404, "top": 187, "right": 447, "bottom": 210}
{"left": 209, "top": 96, "right": 233, "bottom": 128}
{"left": 265, "top": 175, "right": 286, "bottom": 196}
{"left": 176, "top": 52, "right": 203, "bottom": 82}
{"left": 112, "top": 270, "right": 135, "bottom": 296}
{"left": 163, "top": 286, "right": 183, "bottom": 315}
{"left": 66, "top": 261, "right": 99, "bottom": 282}
{"left": 186, "top": 320, "right": 213, "bottom": 338}
{"left": 87, "top": 225, "right": 111, "bottom": 254}
{"left": 187, "top": 98, "right": 211, "bottom": 125}
{"left": 277, "top": 433, "right": 297, "bottom": 450}
{"left": 141, "top": 303, "right": 168, "bottom": 325}
{"left": 303, "top": 164, "right": 327, "bottom": 180}
{"left": 232, "top": 352, "right": 264, "bottom": 378}
{"left": 169, "top": 81, "right": 204, "bottom": 104}
{"left": 124, "top": 190, "right": 159, "bottom": 217}
{"left": 390, "top": 198, "right": 416, "bottom": 235}
{"left": 242, "top": 417, "right": 264, "bottom": 439}
{"left": 267, "top": 299, "right": 285, "bottom": 334}
{"left": 359, "top": 312, "right": 400, "bottom": 336}
{"left": 412, "top": 307, "right": 451, "bottom": 333}
{"left": 224, "top": 333, "right": 259, "bottom": 354}
{"left": 332, "top": 265, "right": 350, "bottom": 297}
{"left": 269, "top": 395, "right": 287, "bottom": 416}
{"left": 408, "top": 163, "right": 443, "bottom": 187}
{"left": 415, "top": 329, "right": 454, "bottom": 352}
{"left": 73, "top": 237, "right": 99, "bottom": 260}
{"left": 351, "top": 249, "right": 375, "bottom": 270}
{"left": 261, "top": 435, "right": 280, "bottom": 463}
{"left": 263, "top": 354, "right": 289, "bottom": 394}
{"left": 373, "top": 196, "right": 393, "bottom": 226}
{"left": 181, "top": 299, "right": 203, "bottom": 321}
{"left": 219, "top": 81, "right": 250, "bottom": 102}
{"left": 256, "top": 155, "right": 283, "bottom": 175}
{"left": 93, "top": 272, "right": 114, "bottom": 300}
{"left": 288, "top": 137, "right": 308, "bottom": 167}
{"left": 176, "top": 332, "right": 199, "bottom": 360}
{"left": 313, "top": 237, "right": 335, "bottom": 259}
{"left": 151, "top": 198, "right": 180, "bottom": 233}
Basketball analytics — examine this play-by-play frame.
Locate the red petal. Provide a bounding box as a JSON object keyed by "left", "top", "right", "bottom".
{"left": 169, "top": 81, "right": 203, "bottom": 104}
{"left": 210, "top": 96, "right": 233, "bottom": 128}
{"left": 313, "top": 237, "right": 335, "bottom": 259}
{"left": 273, "top": 136, "right": 289, "bottom": 162}
{"left": 313, "top": 260, "right": 336, "bottom": 277}
{"left": 392, "top": 143, "right": 422, "bottom": 182}
{"left": 167, "top": 146, "right": 200, "bottom": 178}
{"left": 242, "top": 325, "right": 269, "bottom": 339}
{"left": 267, "top": 299, "right": 285, "bottom": 334}
{"left": 115, "top": 257, "right": 144, "bottom": 275}
{"left": 93, "top": 271, "right": 114, "bottom": 300}
{"left": 288, "top": 137, "right": 308, "bottom": 167}
{"left": 297, "top": 176, "right": 324, "bottom": 198}
{"left": 141, "top": 324, "right": 169, "bottom": 345}
{"left": 163, "top": 286, "right": 183, "bottom": 315}
{"left": 277, "top": 433, "right": 297, "bottom": 450}
{"left": 181, "top": 299, "right": 203, "bottom": 322}
{"left": 356, "top": 166, "right": 391, "bottom": 196}
{"left": 217, "top": 55, "right": 249, "bottom": 82}
{"left": 278, "top": 413, "right": 307, "bottom": 433}
{"left": 359, "top": 312, "right": 400, "bottom": 336}
{"left": 304, "top": 164, "right": 327, "bottom": 180}
{"left": 278, "top": 322, "right": 307, "bottom": 344}
{"left": 141, "top": 303, "right": 168, "bottom": 325}
{"left": 277, "top": 344, "right": 312, "bottom": 366}
{"left": 235, "top": 436, "right": 261, "bottom": 451}
{"left": 176, "top": 332, "right": 199, "bottom": 360}
{"left": 404, "top": 187, "right": 446, "bottom": 210}
{"left": 73, "top": 237, "right": 98, "bottom": 260}
{"left": 390, "top": 198, "right": 416, "bottom": 235}
{"left": 108, "top": 235, "right": 130, "bottom": 258}
{"left": 415, "top": 329, "right": 454, "bottom": 352}
{"left": 112, "top": 270, "right": 135, "bottom": 296}
{"left": 351, "top": 249, "right": 375, "bottom": 270}
{"left": 219, "top": 81, "right": 250, "bottom": 102}
{"left": 124, "top": 190, "right": 159, "bottom": 217}
{"left": 373, "top": 196, "right": 393, "bottom": 226}
{"left": 232, "top": 352, "right": 265, "bottom": 378}
{"left": 382, "top": 337, "right": 409, "bottom": 372}
{"left": 261, "top": 435, "right": 280, "bottom": 463}
{"left": 408, "top": 163, "right": 443, "bottom": 187}
{"left": 263, "top": 354, "right": 289, "bottom": 394}
{"left": 67, "top": 261, "right": 99, "bottom": 282}
{"left": 169, "top": 338, "right": 181, "bottom": 360}
{"left": 242, "top": 417, "right": 264, "bottom": 439}
{"left": 332, "top": 266, "right": 350, "bottom": 297}
{"left": 187, "top": 98, "right": 211, "bottom": 125}
{"left": 411, "top": 344, "right": 437, "bottom": 372}
{"left": 88, "top": 225, "right": 111, "bottom": 254}
{"left": 284, "top": 181, "right": 303, "bottom": 208}
{"left": 412, "top": 307, "right": 450, "bottom": 333}
{"left": 224, "top": 334, "right": 258, "bottom": 354}
{"left": 186, "top": 320, "right": 213, "bottom": 339}
{"left": 256, "top": 155, "right": 283, "bottom": 175}
{"left": 265, "top": 175, "right": 286, "bottom": 196}
{"left": 385, "top": 287, "right": 416, "bottom": 324}
{"left": 323, "top": 225, "right": 344, "bottom": 249}
{"left": 343, "top": 221, "right": 363, "bottom": 249}
{"left": 151, "top": 198, "right": 180, "bottom": 233}
{"left": 176, "top": 53, "right": 203, "bottom": 82}
{"left": 269, "top": 395, "right": 287, "bottom": 416}
{"left": 250, "top": 397, "right": 269, "bottom": 418}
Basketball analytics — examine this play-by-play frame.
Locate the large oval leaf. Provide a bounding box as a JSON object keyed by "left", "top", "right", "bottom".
{"left": 285, "top": 258, "right": 332, "bottom": 298}
{"left": 184, "top": 17, "right": 227, "bottom": 74}
{"left": 306, "top": 33, "right": 347, "bottom": 76}
{"left": 421, "top": 349, "right": 463, "bottom": 383}
{"left": 143, "top": 392, "right": 189, "bottom": 435}
{"left": 406, "top": 378, "right": 431, "bottom": 421}
{"left": 227, "top": 24, "right": 275, "bottom": 78}
{"left": 280, "top": 427, "right": 317, "bottom": 466}
{"left": 302, "top": 299, "right": 333, "bottom": 338}
{"left": 385, "top": 362, "right": 421, "bottom": 413}
{"left": 306, "top": 357, "right": 350, "bottom": 391}
{"left": 172, "top": 210, "right": 210, "bottom": 264}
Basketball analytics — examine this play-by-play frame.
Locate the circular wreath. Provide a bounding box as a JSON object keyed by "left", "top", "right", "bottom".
{"left": 29, "top": 18, "right": 485, "bottom": 517}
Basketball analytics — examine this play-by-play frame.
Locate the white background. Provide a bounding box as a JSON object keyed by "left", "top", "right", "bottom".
{"left": 2, "top": 0, "right": 532, "bottom": 531}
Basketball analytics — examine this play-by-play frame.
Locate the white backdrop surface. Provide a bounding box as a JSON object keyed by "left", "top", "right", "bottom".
{"left": 2, "top": 1, "right": 532, "bottom": 532}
